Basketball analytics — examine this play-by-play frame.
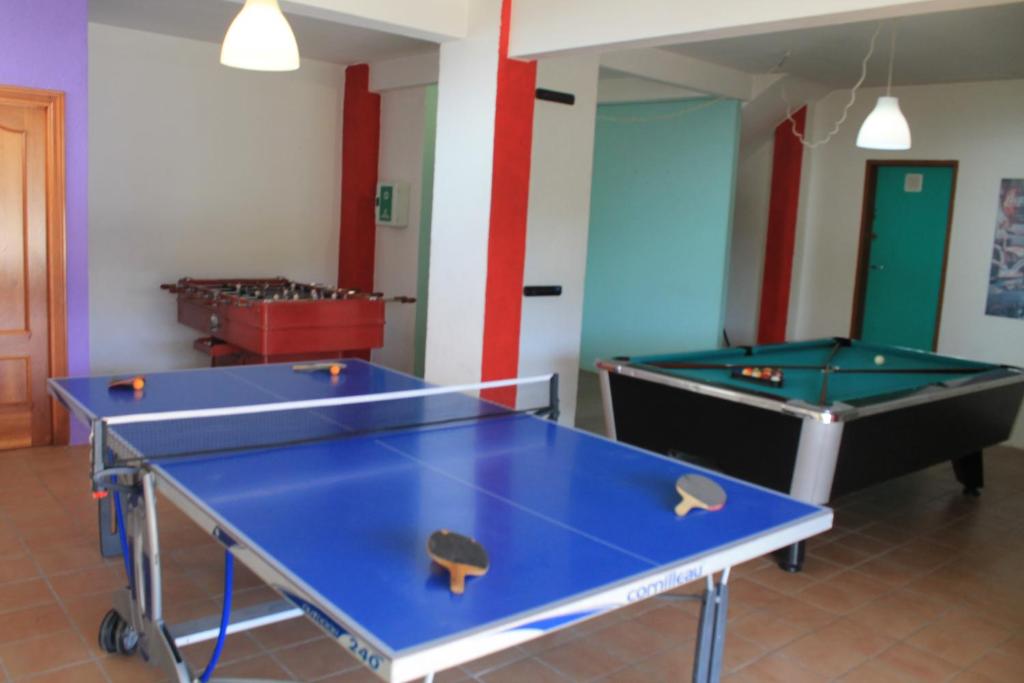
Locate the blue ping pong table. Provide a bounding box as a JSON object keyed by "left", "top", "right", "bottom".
{"left": 49, "top": 360, "right": 831, "bottom": 683}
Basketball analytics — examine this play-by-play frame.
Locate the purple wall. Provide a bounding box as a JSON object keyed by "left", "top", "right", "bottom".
{"left": 0, "top": 0, "right": 89, "bottom": 440}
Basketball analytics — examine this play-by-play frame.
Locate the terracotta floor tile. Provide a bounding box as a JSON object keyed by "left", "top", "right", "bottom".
{"left": 758, "top": 596, "right": 837, "bottom": 632}
{"left": 584, "top": 618, "right": 673, "bottom": 662}
{"left": 247, "top": 614, "right": 324, "bottom": 650}
{"left": 839, "top": 657, "right": 920, "bottom": 682}
{"left": 852, "top": 554, "right": 927, "bottom": 586}
{"left": 845, "top": 588, "right": 948, "bottom": 640}
{"left": 47, "top": 563, "right": 126, "bottom": 601}
{"left": 744, "top": 563, "right": 818, "bottom": 595}
{"left": 593, "top": 666, "right": 651, "bottom": 683}
{"left": 0, "top": 602, "right": 71, "bottom": 645}
{"left": 630, "top": 604, "right": 699, "bottom": 644}
{"left": 734, "top": 652, "right": 830, "bottom": 683}
{"left": 537, "top": 637, "right": 630, "bottom": 681}
{"left": 180, "top": 632, "right": 264, "bottom": 669}
{"left": 100, "top": 653, "right": 170, "bottom": 683}
{"left": 883, "top": 539, "right": 958, "bottom": 572}
{"left": 966, "top": 647, "right": 1024, "bottom": 682}
{"left": 274, "top": 636, "right": 359, "bottom": 680}
{"left": 857, "top": 521, "right": 920, "bottom": 546}
{"left": 30, "top": 541, "right": 109, "bottom": 576}
{"left": 730, "top": 607, "right": 817, "bottom": 650}
{"left": 0, "top": 554, "right": 39, "bottom": 585}
{"left": 725, "top": 578, "right": 786, "bottom": 614}
{"left": 0, "top": 578, "right": 54, "bottom": 614}
{"left": 209, "top": 653, "right": 293, "bottom": 680}
{"left": 0, "top": 629, "right": 92, "bottom": 678}
{"left": 775, "top": 618, "right": 894, "bottom": 678}
{"left": 17, "top": 661, "right": 107, "bottom": 683}
{"left": 479, "top": 657, "right": 569, "bottom": 683}
{"left": 721, "top": 634, "right": 765, "bottom": 673}
{"left": 873, "top": 642, "right": 962, "bottom": 681}
{"left": 907, "top": 611, "right": 1012, "bottom": 667}
{"left": 460, "top": 646, "right": 528, "bottom": 675}
{"left": 630, "top": 644, "right": 696, "bottom": 683}
{"left": 833, "top": 532, "right": 893, "bottom": 557}
{"left": 951, "top": 671, "right": 999, "bottom": 683}
{"left": 796, "top": 570, "right": 890, "bottom": 614}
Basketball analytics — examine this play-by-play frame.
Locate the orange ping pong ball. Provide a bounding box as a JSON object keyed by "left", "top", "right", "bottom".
{"left": 329, "top": 364, "right": 342, "bottom": 376}
{"left": 132, "top": 376, "right": 146, "bottom": 391}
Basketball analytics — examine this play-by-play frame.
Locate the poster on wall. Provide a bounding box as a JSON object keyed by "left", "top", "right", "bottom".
{"left": 986, "top": 178, "right": 1024, "bottom": 320}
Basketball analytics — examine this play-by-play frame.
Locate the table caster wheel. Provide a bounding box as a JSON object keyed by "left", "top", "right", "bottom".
{"left": 99, "top": 609, "right": 138, "bottom": 655}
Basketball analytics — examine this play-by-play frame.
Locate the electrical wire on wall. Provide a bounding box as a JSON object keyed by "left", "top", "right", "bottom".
{"left": 782, "top": 23, "right": 883, "bottom": 148}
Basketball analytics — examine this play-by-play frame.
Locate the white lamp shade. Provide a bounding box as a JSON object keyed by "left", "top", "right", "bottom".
{"left": 221, "top": 0, "right": 300, "bottom": 72}
{"left": 856, "top": 96, "right": 911, "bottom": 150}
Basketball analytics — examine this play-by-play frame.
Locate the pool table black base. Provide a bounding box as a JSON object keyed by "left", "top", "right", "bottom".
{"left": 600, "top": 370, "right": 1024, "bottom": 572}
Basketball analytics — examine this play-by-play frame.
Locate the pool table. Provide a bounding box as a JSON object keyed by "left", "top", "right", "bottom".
{"left": 597, "top": 338, "right": 1024, "bottom": 570}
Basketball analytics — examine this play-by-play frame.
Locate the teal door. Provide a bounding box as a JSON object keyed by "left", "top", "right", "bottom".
{"left": 859, "top": 164, "right": 955, "bottom": 350}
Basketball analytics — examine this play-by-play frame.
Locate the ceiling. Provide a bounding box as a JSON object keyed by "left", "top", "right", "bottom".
{"left": 665, "top": 2, "right": 1024, "bottom": 88}
{"left": 89, "top": 0, "right": 437, "bottom": 65}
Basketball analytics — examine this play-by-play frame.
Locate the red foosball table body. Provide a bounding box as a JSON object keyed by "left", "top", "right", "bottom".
{"left": 163, "top": 278, "right": 409, "bottom": 365}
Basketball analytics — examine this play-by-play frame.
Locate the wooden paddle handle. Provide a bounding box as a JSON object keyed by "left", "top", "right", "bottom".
{"left": 675, "top": 500, "right": 697, "bottom": 517}
{"left": 449, "top": 567, "right": 467, "bottom": 595}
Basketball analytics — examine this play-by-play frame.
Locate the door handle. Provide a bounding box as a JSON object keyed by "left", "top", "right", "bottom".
{"left": 870, "top": 264, "right": 886, "bottom": 271}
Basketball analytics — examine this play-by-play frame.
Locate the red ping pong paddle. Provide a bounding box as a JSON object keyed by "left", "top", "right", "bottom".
{"left": 291, "top": 362, "right": 345, "bottom": 376}
{"left": 674, "top": 474, "right": 727, "bottom": 517}
{"left": 108, "top": 376, "right": 145, "bottom": 391}
{"left": 427, "top": 530, "right": 489, "bottom": 595}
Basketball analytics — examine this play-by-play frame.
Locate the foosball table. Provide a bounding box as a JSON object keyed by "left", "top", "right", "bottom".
{"left": 161, "top": 277, "right": 415, "bottom": 365}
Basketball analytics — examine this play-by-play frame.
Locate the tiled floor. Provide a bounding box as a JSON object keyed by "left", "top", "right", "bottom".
{"left": 1, "top": 443, "right": 1023, "bottom": 682}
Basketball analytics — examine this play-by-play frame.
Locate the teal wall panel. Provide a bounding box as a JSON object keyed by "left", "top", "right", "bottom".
{"left": 414, "top": 85, "right": 438, "bottom": 377}
{"left": 580, "top": 99, "right": 741, "bottom": 368}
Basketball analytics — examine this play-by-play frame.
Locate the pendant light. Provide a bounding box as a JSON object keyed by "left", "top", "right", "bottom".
{"left": 856, "top": 28, "right": 910, "bottom": 150}
{"left": 221, "top": 0, "right": 300, "bottom": 72}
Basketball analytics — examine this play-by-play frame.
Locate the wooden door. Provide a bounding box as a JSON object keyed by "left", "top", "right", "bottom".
{"left": 0, "top": 86, "right": 67, "bottom": 449}
{"left": 852, "top": 161, "right": 957, "bottom": 351}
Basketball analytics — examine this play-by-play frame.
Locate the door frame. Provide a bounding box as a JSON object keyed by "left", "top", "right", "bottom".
{"left": 849, "top": 159, "right": 959, "bottom": 351}
{"left": 0, "top": 85, "right": 68, "bottom": 444}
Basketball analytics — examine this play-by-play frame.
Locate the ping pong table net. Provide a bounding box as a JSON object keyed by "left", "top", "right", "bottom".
{"left": 99, "top": 374, "right": 559, "bottom": 467}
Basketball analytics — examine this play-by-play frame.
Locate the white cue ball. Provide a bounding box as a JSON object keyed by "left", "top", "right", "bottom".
{"left": 874, "top": 355, "right": 886, "bottom": 366}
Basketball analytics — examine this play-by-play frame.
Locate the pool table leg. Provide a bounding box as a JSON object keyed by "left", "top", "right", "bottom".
{"left": 778, "top": 419, "right": 844, "bottom": 572}
{"left": 952, "top": 451, "right": 984, "bottom": 496}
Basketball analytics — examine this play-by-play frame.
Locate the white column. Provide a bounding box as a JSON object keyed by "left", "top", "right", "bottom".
{"left": 423, "top": 0, "right": 502, "bottom": 386}
{"left": 516, "top": 54, "right": 600, "bottom": 424}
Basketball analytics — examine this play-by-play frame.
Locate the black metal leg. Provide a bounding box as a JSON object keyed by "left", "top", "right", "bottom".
{"left": 97, "top": 496, "right": 122, "bottom": 558}
{"left": 774, "top": 541, "right": 805, "bottom": 572}
{"left": 952, "top": 452, "right": 984, "bottom": 496}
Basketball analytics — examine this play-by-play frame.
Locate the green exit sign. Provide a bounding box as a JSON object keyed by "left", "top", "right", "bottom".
{"left": 376, "top": 181, "right": 408, "bottom": 227}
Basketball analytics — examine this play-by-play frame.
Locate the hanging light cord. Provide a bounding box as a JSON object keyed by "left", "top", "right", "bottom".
{"left": 886, "top": 26, "right": 897, "bottom": 96}
{"left": 783, "top": 23, "right": 882, "bottom": 148}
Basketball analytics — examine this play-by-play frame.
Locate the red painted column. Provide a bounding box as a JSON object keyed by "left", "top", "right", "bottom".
{"left": 480, "top": 0, "right": 537, "bottom": 406}
{"left": 338, "top": 64, "right": 381, "bottom": 293}
{"left": 757, "top": 107, "right": 806, "bottom": 344}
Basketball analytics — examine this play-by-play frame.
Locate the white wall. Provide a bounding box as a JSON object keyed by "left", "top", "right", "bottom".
{"left": 791, "top": 78, "right": 1024, "bottom": 446}
{"left": 372, "top": 87, "right": 427, "bottom": 374}
{"left": 517, "top": 54, "right": 600, "bottom": 425}
{"left": 88, "top": 23, "right": 344, "bottom": 374}
{"left": 724, "top": 137, "right": 773, "bottom": 345}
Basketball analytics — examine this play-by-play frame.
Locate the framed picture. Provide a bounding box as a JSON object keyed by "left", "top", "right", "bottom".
{"left": 986, "top": 178, "right": 1024, "bottom": 319}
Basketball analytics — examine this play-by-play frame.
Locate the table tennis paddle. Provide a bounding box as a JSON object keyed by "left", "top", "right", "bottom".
{"left": 108, "top": 376, "right": 145, "bottom": 391}
{"left": 291, "top": 362, "right": 345, "bottom": 376}
{"left": 427, "top": 529, "right": 489, "bottom": 595}
{"left": 675, "top": 474, "right": 726, "bottom": 517}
